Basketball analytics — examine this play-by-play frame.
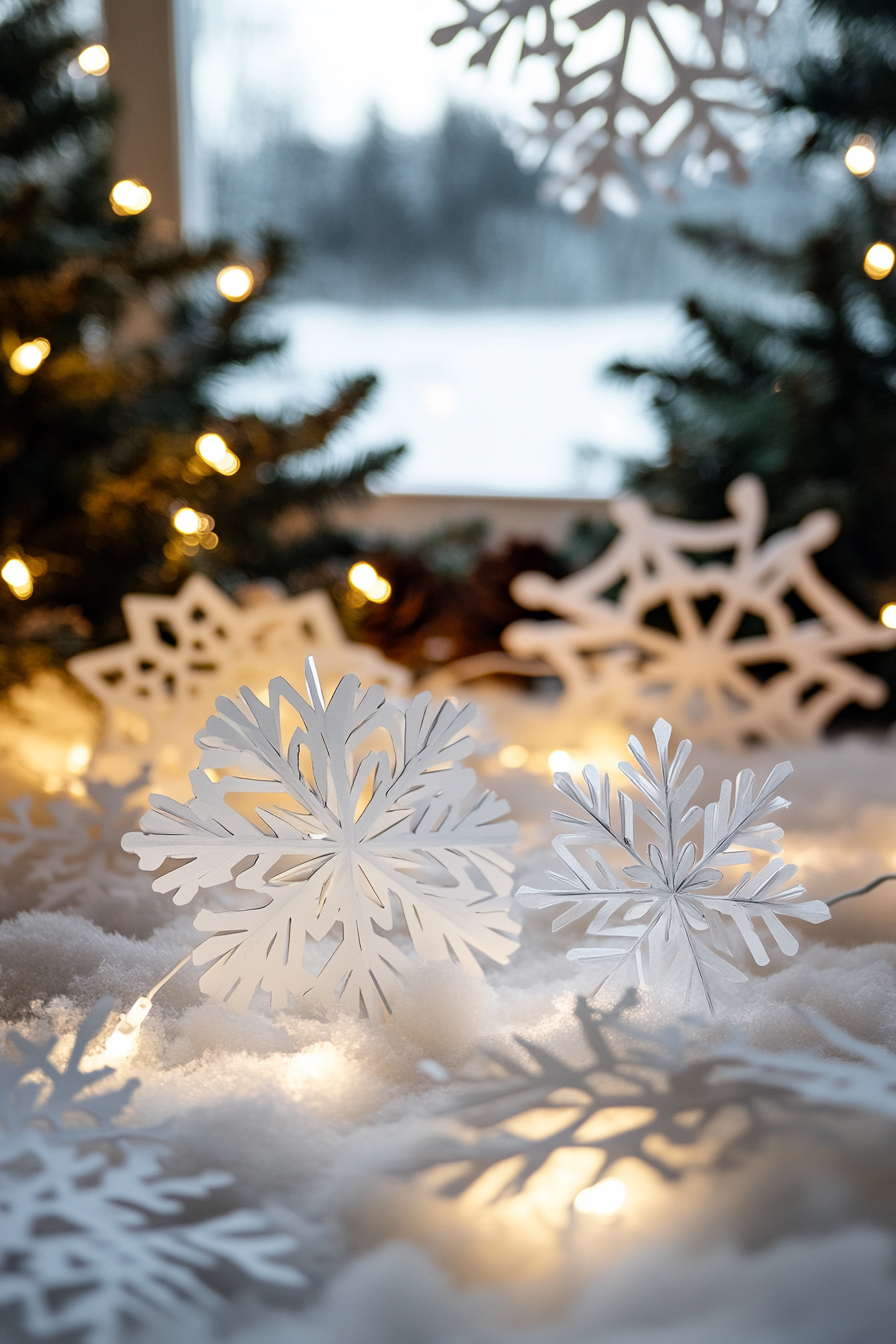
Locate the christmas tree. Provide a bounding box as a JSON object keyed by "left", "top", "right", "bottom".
{"left": 0, "top": 0, "right": 402, "bottom": 689}
{"left": 613, "top": 0, "right": 896, "bottom": 636}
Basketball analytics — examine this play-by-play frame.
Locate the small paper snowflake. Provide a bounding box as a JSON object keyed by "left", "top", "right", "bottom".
{"left": 0, "top": 771, "right": 151, "bottom": 921}
{"left": 432, "top": 0, "right": 777, "bottom": 217}
{"left": 504, "top": 475, "right": 896, "bottom": 747}
{"left": 518, "top": 717, "right": 830, "bottom": 1013}
{"left": 0, "top": 999, "right": 301, "bottom": 1344}
{"left": 412, "top": 991, "right": 795, "bottom": 1200}
{"left": 69, "top": 574, "right": 409, "bottom": 793}
{"left": 123, "top": 658, "right": 519, "bottom": 1016}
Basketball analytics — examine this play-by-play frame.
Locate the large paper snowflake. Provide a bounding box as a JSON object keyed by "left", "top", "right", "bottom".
{"left": 0, "top": 771, "right": 150, "bottom": 922}
{"left": 432, "top": 0, "right": 777, "bottom": 217}
{"left": 69, "top": 574, "right": 409, "bottom": 793}
{"left": 0, "top": 999, "right": 300, "bottom": 1344}
{"left": 518, "top": 717, "right": 830, "bottom": 1013}
{"left": 504, "top": 475, "right": 896, "bottom": 747}
{"left": 122, "top": 659, "right": 519, "bottom": 1016}
{"left": 412, "top": 992, "right": 796, "bottom": 1201}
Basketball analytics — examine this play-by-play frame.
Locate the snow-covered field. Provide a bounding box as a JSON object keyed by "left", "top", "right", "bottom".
{"left": 212, "top": 303, "right": 685, "bottom": 495}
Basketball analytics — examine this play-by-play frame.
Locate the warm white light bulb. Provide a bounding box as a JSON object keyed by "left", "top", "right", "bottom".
{"left": 9, "top": 338, "right": 50, "bottom": 375}
{"left": 549, "top": 749, "right": 572, "bottom": 773}
{"left": 2, "top": 557, "right": 33, "bottom": 599}
{"left": 845, "top": 136, "right": 876, "bottom": 177}
{"left": 110, "top": 179, "right": 152, "bottom": 216}
{"left": 864, "top": 242, "right": 895, "bottom": 280}
{"left": 78, "top": 43, "right": 110, "bottom": 75}
{"left": 196, "top": 433, "right": 240, "bottom": 475}
{"left": 216, "top": 265, "right": 254, "bottom": 301}
{"left": 574, "top": 1177, "right": 626, "bottom": 1215}
{"left": 172, "top": 507, "right": 201, "bottom": 535}
{"left": 880, "top": 603, "right": 896, "bottom": 629}
{"left": 104, "top": 996, "right": 153, "bottom": 1059}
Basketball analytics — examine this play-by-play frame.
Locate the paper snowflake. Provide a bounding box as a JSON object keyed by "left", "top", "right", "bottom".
{"left": 504, "top": 475, "right": 896, "bottom": 747}
{"left": 69, "top": 574, "right": 409, "bottom": 792}
{"left": 413, "top": 992, "right": 794, "bottom": 1200}
{"left": 432, "top": 0, "right": 776, "bottom": 217}
{"left": 0, "top": 999, "right": 300, "bottom": 1344}
{"left": 122, "top": 658, "right": 519, "bottom": 1016}
{"left": 0, "top": 771, "right": 150, "bottom": 921}
{"left": 518, "top": 717, "right": 830, "bottom": 1013}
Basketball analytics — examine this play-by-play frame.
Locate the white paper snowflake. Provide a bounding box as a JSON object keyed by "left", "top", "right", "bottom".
{"left": 122, "top": 658, "right": 519, "bottom": 1016}
{"left": 504, "top": 475, "right": 896, "bottom": 747}
{"left": 0, "top": 771, "right": 151, "bottom": 922}
{"left": 432, "top": 0, "right": 777, "bottom": 217}
{"left": 69, "top": 574, "right": 409, "bottom": 793}
{"left": 518, "top": 717, "right": 830, "bottom": 1013}
{"left": 0, "top": 999, "right": 301, "bottom": 1344}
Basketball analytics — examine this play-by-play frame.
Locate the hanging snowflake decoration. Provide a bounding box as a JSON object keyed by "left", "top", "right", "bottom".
{"left": 0, "top": 771, "right": 151, "bottom": 922}
{"left": 69, "top": 574, "right": 409, "bottom": 793}
{"left": 504, "top": 475, "right": 896, "bottom": 747}
{"left": 518, "top": 717, "right": 829, "bottom": 1013}
{"left": 432, "top": 0, "right": 778, "bottom": 217}
{"left": 412, "top": 991, "right": 797, "bottom": 1202}
{"left": 0, "top": 999, "right": 301, "bottom": 1344}
{"left": 123, "top": 659, "right": 519, "bottom": 1016}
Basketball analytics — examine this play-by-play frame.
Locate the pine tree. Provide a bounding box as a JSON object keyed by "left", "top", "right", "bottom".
{"left": 0, "top": 0, "right": 402, "bottom": 688}
{"left": 613, "top": 0, "right": 896, "bottom": 630}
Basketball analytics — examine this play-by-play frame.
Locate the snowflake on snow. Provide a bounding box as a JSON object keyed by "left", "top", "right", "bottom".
{"left": 0, "top": 999, "right": 300, "bottom": 1344}
{"left": 432, "top": 0, "right": 777, "bottom": 218}
{"left": 123, "top": 658, "right": 519, "bottom": 1016}
{"left": 0, "top": 771, "right": 151, "bottom": 921}
{"left": 412, "top": 991, "right": 798, "bottom": 1201}
{"left": 504, "top": 475, "right": 896, "bottom": 747}
{"left": 518, "top": 717, "right": 830, "bottom": 1013}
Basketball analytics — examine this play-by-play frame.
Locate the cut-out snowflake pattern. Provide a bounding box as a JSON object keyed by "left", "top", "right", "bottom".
{"left": 69, "top": 574, "right": 409, "bottom": 793}
{"left": 123, "top": 658, "right": 519, "bottom": 1016}
{"left": 504, "top": 475, "right": 896, "bottom": 747}
{"left": 432, "top": 0, "right": 777, "bottom": 218}
{"left": 0, "top": 771, "right": 151, "bottom": 922}
{"left": 518, "top": 717, "right": 830, "bottom": 1013}
{"left": 0, "top": 999, "right": 300, "bottom": 1344}
{"left": 412, "top": 992, "right": 795, "bottom": 1200}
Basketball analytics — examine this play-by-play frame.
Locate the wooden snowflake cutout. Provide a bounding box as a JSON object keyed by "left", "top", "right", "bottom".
{"left": 122, "top": 659, "right": 519, "bottom": 1016}
{"left": 432, "top": 0, "right": 777, "bottom": 217}
{"left": 518, "top": 717, "right": 830, "bottom": 1013}
{"left": 69, "top": 574, "right": 409, "bottom": 791}
{"left": 504, "top": 475, "right": 896, "bottom": 747}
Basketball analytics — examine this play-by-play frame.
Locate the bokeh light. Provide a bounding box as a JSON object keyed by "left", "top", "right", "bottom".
{"left": 216, "top": 265, "right": 255, "bottom": 301}
{"left": 845, "top": 135, "right": 876, "bottom": 177}
{"left": 9, "top": 338, "right": 50, "bottom": 374}
{"left": 348, "top": 562, "right": 392, "bottom": 603}
{"left": 2, "top": 557, "right": 33, "bottom": 599}
{"left": 196, "top": 432, "right": 240, "bottom": 475}
{"left": 864, "top": 242, "right": 895, "bottom": 280}
{"left": 573, "top": 1177, "right": 627, "bottom": 1215}
{"left": 880, "top": 603, "right": 896, "bottom": 629}
{"left": 78, "top": 43, "right": 110, "bottom": 75}
{"left": 110, "top": 179, "right": 152, "bottom": 215}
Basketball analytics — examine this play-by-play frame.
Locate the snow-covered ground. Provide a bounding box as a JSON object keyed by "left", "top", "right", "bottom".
{"left": 212, "top": 303, "right": 685, "bottom": 496}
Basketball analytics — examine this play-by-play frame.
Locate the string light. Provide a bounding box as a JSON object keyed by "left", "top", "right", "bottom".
{"left": 348, "top": 562, "right": 392, "bottom": 603}
{"left": 864, "top": 242, "right": 895, "bottom": 280}
{"left": 172, "top": 507, "right": 201, "bottom": 535}
{"left": 110, "top": 179, "right": 152, "bottom": 216}
{"left": 499, "top": 744, "right": 529, "bottom": 769}
{"left": 1, "top": 557, "right": 33, "bottom": 599}
{"left": 573, "top": 1177, "right": 627, "bottom": 1215}
{"left": 216, "top": 265, "right": 254, "bottom": 301}
{"left": 77, "top": 43, "right": 110, "bottom": 75}
{"left": 9, "top": 338, "right": 50, "bottom": 375}
{"left": 880, "top": 604, "right": 896, "bottom": 629}
{"left": 196, "top": 432, "right": 240, "bottom": 475}
{"left": 845, "top": 134, "right": 876, "bottom": 177}
{"left": 104, "top": 952, "right": 194, "bottom": 1060}
{"left": 548, "top": 749, "right": 572, "bottom": 773}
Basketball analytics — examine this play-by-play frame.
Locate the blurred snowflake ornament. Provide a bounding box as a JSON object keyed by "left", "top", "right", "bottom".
{"left": 432, "top": 0, "right": 778, "bottom": 218}
{"left": 69, "top": 574, "right": 409, "bottom": 794}
{"left": 0, "top": 999, "right": 300, "bottom": 1344}
{"left": 504, "top": 476, "right": 896, "bottom": 747}
{"left": 123, "top": 658, "right": 519, "bottom": 1016}
{"left": 0, "top": 771, "right": 150, "bottom": 922}
{"left": 519, "top": 717, "right": 829, "bottom": 1013}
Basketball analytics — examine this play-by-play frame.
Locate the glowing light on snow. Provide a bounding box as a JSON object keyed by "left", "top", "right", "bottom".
{"left": 348, "top": 562, "right": 392, "bottom": 603}
{"left": 104, "top": 996, "right": 153, "bottom": 1059}
{"left": 574, "top": 1177, "right": 627, "bottom": 1215}
{"left": 110, "top": 179, "right": 152, "bottom": 215}
{"left": 2, "top": 556, "right": 33, "bottom": 599}
{"left": 78, "top": 43, "right": 110, "bottom": 75}
{"left": 216, "top": 265, "right": 254, "bottom": 300}
{"left": 548, "top": 749, "right": 572, "bottom": 773}
{"left": 864, "top": 242, "right": 895, "bottom": 280}
{"left": 845, "top": 135, "right": 876, "bottom": 177}
{"left": 881, "top": 603, "right": 896, "bottom": 629}
{"left": 499, "top": 744, "right": 529, "bottom": 769}
{"left": 9, "top": 338, "right": 50, "bottom": 375}
{"left": 196, "top": 432, "right": 240, "bottom": 475}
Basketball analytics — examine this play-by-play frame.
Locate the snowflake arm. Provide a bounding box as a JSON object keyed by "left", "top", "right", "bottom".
{"left": 518, "top": 718, "right": 829, "bottom": 1012}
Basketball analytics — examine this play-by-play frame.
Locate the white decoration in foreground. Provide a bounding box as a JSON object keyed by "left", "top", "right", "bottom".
{"left": 69, "top": 574, "right": 409, "bottom": 790}
{"left": 0, "top": 999, "right": 300, "bottom": 1344}
{"left": 518, "top": 718, "right": 829, "bottom": 1013}
{"left": 504, "top": 475, "right": 896, "bottom": 747}
{"left": 123, "top": 659, "right": 519, "bottom": 1016}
